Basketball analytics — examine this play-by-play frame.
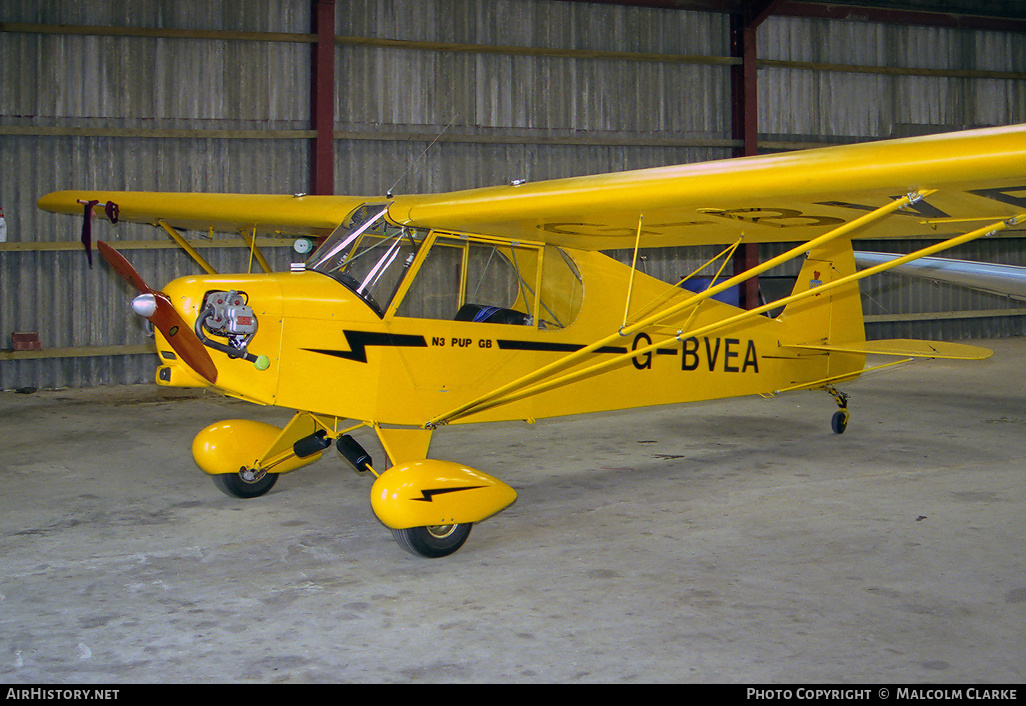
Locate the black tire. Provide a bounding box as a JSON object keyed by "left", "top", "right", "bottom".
{"left": 391, "top": 523, "right": 472, "bottom": 558}
{"left": 831, "top": 410, "right": 848, "bottom": 435}
{"left": 211, "top": 469, "right": 278, "bottom": 498}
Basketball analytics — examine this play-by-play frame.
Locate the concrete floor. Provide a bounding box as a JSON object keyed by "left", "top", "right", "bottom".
{"left": 1, "top": 338, "right": 1024, "bottom": 684}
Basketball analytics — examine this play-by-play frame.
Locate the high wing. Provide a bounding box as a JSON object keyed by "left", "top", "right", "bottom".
{"left": 36, "top": 191, "right": 371, "bottom": 239}
{"left": 854, "top": 252, "right": 1026, "bottom": 301}
{"left": 388, "top": 123, "right": 1026, "bottom": 249}
{"left": 37, "top": 124, "right": 1026, "bottom": 250}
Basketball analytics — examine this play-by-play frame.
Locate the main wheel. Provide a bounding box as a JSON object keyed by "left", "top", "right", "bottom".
{"left": 391, "top": 523, "right": 472, "bottom": 558}
{"left": 211, "top": 468, "right": 278, "bottom": 498}
{"left": 831, "top": 410, "right": 849, "bottom": 435}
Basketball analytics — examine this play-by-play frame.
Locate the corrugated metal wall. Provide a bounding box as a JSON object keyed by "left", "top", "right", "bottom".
{"left": 1, "top": 0, "right": 314, "bottom": 389}
{"left": 758, "top": 17, "right": 1026, "bottom": 140}
{"left": 334, "top": 0, "right": 732, "bottom": 195}
{"left": 756, "top": 14, "right": 1026, "bottom": 341}
{"left": 1, "top": 0, "right": 1024, "bottom": 389}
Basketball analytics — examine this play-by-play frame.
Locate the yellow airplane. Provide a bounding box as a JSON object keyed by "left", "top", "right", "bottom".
{"left": 38, "top": 124, "right": 1026, "bottom": 557}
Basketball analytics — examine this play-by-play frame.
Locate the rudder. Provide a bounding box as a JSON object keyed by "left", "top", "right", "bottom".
{"left": 778, "top": 236, "right": 866, "bottom": 383}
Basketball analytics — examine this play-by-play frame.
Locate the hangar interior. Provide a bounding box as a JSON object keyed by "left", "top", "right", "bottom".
{"left": 0, "top": 0, "right": 1025, "bottom": 685}
{"left": 2, "top": 0, "right": 1026, "bottom": 389}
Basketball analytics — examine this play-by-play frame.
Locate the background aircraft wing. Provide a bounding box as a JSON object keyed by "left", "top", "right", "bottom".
{"left": 854, "top": 252, "right": 1026, "bottom": 301}
{"left": 389, "top": 124, "right": 1026, "bottom": 249}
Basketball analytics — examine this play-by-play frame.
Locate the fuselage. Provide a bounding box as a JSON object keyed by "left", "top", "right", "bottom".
{"left": 155, "top": 240, "right": 863, "bottom": 427}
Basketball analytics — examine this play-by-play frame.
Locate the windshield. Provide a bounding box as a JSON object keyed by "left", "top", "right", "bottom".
{"left": 306, "top": 204, "right": 425, "bottom": 316}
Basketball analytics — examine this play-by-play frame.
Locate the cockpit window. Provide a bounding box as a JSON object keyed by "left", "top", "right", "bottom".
{"left": 306, "top": 204, "right": 425, "bottom": 316}
{"left": 394, "top": 234, "right": 583, "bottom": 329}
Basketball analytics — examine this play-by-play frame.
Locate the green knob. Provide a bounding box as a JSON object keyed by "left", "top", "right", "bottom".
{"left": 254, "top": 355, "right": 271, "bottom": 371}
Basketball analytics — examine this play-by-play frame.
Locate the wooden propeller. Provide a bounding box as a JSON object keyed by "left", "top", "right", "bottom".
{"left": 97, "top": 241, "right": 218, "bottom": 384}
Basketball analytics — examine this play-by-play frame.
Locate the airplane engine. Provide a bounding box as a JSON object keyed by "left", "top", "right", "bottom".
{"left": 195, "top": 290, "right": 267, "bottom": 368}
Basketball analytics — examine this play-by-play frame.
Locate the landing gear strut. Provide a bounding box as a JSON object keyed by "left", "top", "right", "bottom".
{"left": 827, "top": 386, "right": 850, "bottom": 434}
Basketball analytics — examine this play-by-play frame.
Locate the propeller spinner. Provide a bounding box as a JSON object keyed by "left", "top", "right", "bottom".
{"left": 97, "top": 241, "right": 218, "bottom": 384}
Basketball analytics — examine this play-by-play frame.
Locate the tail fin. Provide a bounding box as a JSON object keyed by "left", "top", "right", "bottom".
{"left": 772, "top": 238, "right": 991, "bottom": 393}
{"left": 777, "top": 236, "right": 867, "bottom": 384}
{"left": 779, "top": 236, "right": 865, "bottom": 347}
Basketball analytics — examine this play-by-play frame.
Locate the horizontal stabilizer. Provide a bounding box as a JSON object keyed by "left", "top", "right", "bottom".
{"left": 787, "top": 338, "right": 992, "bottom": 360}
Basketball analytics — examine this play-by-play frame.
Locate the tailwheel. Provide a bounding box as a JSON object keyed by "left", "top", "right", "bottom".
{"left": 391, "top": 523, "right": 473, "bottom": 558}
{"left": 831, "top": 409, "right": 849, "bottom": 434}
{"left": 826, "top": 385, "right": 850, "bottom": 435}
{"left": 211, "top": 467, "right": 278, "bottom": 499}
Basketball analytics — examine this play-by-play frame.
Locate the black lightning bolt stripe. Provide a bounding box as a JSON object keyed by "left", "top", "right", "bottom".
{"left": 496, "top": 340, "right": 628, "bottom": 354}
{"left": 304, "top": 331, "right": 629, "bottom": 364}
{"left": 304, "top": 330, "right": 428, "bottom": 364}
{"left": 415, "top": 486, "right": 485, "bottom": 502}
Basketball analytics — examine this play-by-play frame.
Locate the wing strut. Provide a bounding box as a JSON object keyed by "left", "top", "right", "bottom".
{"left": 440, "top": 213, "right": 1018, "bottom": 422}
{"left": 157, "top": 220, "right": 218, "bottom": 275}
{"left": 626, "top": 236, "right": 743, "bottom": 330}
{"left": 239, "top": 226, "right": 274, "bottom": 274}
{"left": 425, "top": 191, "right": 927, "bottom": 427}
{"left": 621, "top": 213, "right": 644, "bottom": 330}
{"left": 426, "top": 197, "right": 1020, "bottom": 427}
